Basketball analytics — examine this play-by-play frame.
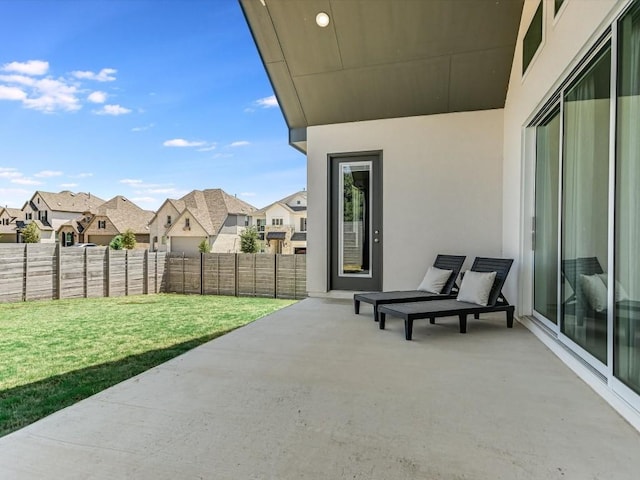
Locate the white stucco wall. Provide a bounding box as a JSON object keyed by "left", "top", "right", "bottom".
{"left": 502, "top": 0, "right": 626, "bottom": 311}
{"left": 306, "top": 109, "right": 504, "bottom": 295}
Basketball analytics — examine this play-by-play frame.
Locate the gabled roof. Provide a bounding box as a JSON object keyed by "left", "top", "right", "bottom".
{"left": 0, "top": 207, "right": 23, "bottom": 219}
{"left": 240, "top": 0, "right": 524, "bottom": 152}
{"left": 170, "top": 189, "right": 257, "bottom": 236}
{"left": 252, "top": 190, "right": 307, "bottom": 216}
{"left": 30, "top": 190, "right": 105, "bottom": 213}
{"left": 91, "top": 196, "right": 154, "bottom": 234}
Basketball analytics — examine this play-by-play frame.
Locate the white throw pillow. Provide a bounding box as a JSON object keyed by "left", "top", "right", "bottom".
{"left": 417, "top": 266, "right": 453, "bottom": 294}
{"left": 579, "top": 274, "right": 608, "bottom": 312}
{"left": 456, "top": 270, "right": 497, "bottom": 306}
{"left": 597, "top": 273, "right": 630, "bottom": 302}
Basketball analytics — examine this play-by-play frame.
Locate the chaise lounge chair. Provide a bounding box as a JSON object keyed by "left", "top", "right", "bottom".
{"left": 377, "top": 257, "right": 514, "bottom": 340}
{"left": 353, "top": 254, "right": 466, "bottom": 322}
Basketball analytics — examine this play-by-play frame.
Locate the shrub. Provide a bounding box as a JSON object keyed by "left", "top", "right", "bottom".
{"left": 240, "top": 227, "right": 259, "bottom": 253}
{"left": 122, "top": 229, "right": 136, "bottom": 250}
{"left": 198, "top": 238, "right": 210, "bottom": 253}
{"left": 110, "top": 235, "right": 124, "bottom": 250}
{"left": 22, "top": 223, "right": 40, "bottom": 243}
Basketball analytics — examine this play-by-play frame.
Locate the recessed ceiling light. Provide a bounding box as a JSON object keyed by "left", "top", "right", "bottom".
{"left": 316, "top": 12, "right": 330, "bottom": 28}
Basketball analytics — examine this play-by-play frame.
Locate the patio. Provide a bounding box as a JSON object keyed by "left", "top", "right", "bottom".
{"left": 0, "top": 297, "right": 638, "bottom": 479}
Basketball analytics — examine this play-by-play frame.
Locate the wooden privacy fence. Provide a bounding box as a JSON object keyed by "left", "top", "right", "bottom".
{"left": 164, "top": 253, "right": 307, "bottom": 299}
{"left": 0, "top": 244, "right": 166, "bottom": 303}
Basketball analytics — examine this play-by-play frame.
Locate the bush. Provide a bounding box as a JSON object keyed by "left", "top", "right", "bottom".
{"left": 198, "top": 238, "right": 210, "bottom": 253}
{"left": 22, "top": 223, "right": 40, "bottom": 243}
{"left": 122, "top": 229, "right": 136, "bottom": 250}
{"left": 110, "top": 235, "right": 124, "bottom": 250}
{"left": 240, "top": 227, "right": 259, "bottom": 253}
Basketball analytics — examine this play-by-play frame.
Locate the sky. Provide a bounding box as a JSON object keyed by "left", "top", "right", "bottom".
{"left": 0, "top": 0, "right": 305, "bottom": 211}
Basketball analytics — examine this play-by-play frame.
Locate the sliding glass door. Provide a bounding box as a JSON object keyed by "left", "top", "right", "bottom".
{"left": 534, "top": 109, "right": 560, "bottom": 325}
{"left": 615, "top": 4, "right": 640, "bottom": 395}
{"left": 560, "top": 46, "right": 611, "bottom": 365}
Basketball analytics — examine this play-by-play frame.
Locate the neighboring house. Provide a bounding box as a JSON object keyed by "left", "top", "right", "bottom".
{"left": 149, "top": 189, "right": 256, "bottom": 255}
{"left": 20, "top": 191, "right": 105, "bottom": 243}
{"left": 80, "top": 196, "right": 154, "bottom": 248}
{"left": 241, "top": 1, "right": 640, "bottom": 428}
{"left": 251, "top": 190, "right": 307, "bottom": 254}
{"left": 0, "top": 207, "right": 22, "bottom": 243}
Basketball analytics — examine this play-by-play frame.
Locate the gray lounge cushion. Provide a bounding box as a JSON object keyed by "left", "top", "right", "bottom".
{"left": 457, "top": 270, "right": 496, "bottom": 306}
{"left": 417, "top": 266, "right": 453, "bottom": 294}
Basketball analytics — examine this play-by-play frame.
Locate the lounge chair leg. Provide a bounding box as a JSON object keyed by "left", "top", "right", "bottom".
{"left": 379, "top": 312, "right": 386, "bottom": 330}
{"left": 354, "top": 299, "right": 360, "bottom": 314}
{"left": 374, "top": 307, "right": 379, "bottom": 322}
{"left": 506, "top": 309, "right": 514, "bottom": 328}
{"left": 405, "top": 319, "right": 413, "bottom": 341}
{"left": 429, "top": 317, "right": 435, "bottom": 324}
{"left": 459, "top": 314, "right": 467, "bottom": 334}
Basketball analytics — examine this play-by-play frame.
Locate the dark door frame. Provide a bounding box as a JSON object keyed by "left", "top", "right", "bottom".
{"left": 328, "top": 151, "right": 383, "bottom": 291}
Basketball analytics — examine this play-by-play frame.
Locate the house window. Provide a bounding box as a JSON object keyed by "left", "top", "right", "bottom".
{"left": 185, "top": 218, "right": 190, "bottom": 228}
{"left": 65, "top": 232, "right": 73, "bottom": 246}
{"left": 272, "top": 218, "right": 283, "bottom": 226}
{"left": 523, "top": 1, "right": 543, "bottom": 74}
{"left": 25, "top": 213, "right": 32, "bottom": 220}
{"left": 98, "top": 220, "right": 106, "bottom": 229}
{"left": 166, "top": 215, "right": 172, "bottom": 226}
{"left": 300, "top": 217, "right": 307, "bottom": 232}
{"left": 256, "top": 219, "right": 265, "bottom": 231}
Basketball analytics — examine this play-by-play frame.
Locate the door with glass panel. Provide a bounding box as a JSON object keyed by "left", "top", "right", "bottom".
{"left": 561, "top": 44, "right": 611, "bottom": 365}
{"left": 533, "top": 108, "right": 560, "bottom": 325}
{"left": 615, "top": 3, "right": 640, "bottom": 397}
{"left": 330, "top": 154, "right": 382, "bottom": 291}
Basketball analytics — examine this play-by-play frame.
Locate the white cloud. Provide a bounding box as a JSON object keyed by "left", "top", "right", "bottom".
{"left": 120, "top": 178, "right": 143, "bottom": 185}
{"left": 11, "top": 177, "right": 43, "bottom": 186}
{"left": 87, "top": 91, "right": 107, "bottom": 103}
{"left": 94, "top": 104, "right": 131, "bottom": 116}
{"left": 197, "top": 144, "right": 217, "bottom": 152}
{"left": 69, "top": 172, "right": 93, "bottom": 178}
{"left": 229, "top": 141, "right": 250, "bottom": 147}
{"left": 132, "top": 123, "right": 155, "bottom": 132}
{"left": 72, "top": 68, "right": 117, "bottom": 82}
{"left": 2, "top": 60, "right": 49, "bottom": 76}
{"left": 59, "top": 183, "right": 78, "bottom": 188}
{"left": 163, "top": 138, "right": 206, "bottom": 148}
{"left": 0, "top": 85, "right": 27, "bottom": 101}
{"left": 0, "top": 167, "right": 22, "bottom": 178}
{"left": 255, "top": 95, "right": 278, "bottom": 108}
{"left": 34, "top": 170, "right": 63, "bottom": 178}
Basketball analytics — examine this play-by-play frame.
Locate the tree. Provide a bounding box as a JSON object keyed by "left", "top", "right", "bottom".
{"left": 110, "top": 235, "right": 124, "bottom": 250}
{"left": 122, "top": 229, "right": 136, "bottom": 250}
{"left": 22, "top": 222, "right": 40, "bottom": 243}
{"left": 240, "top": 227, "right": 259, "bottom": 253}
{"left": 198, "top": 238, "right": 210, "bottom": 254}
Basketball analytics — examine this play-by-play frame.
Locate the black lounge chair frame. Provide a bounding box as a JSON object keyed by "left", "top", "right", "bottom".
{"left": 377, "top": 257, "right": 514, "bottom": 340}
{"left": 353, "top": 254, "right": 466, "bottom": 322}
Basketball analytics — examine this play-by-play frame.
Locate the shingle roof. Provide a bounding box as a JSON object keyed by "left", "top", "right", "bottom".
{"left": 94, "top": 196, "right": 154, "bottom": 234}
{"left": 176, "top": 189, "right": 256, "bottom": 235}
{"left": 35, "top": 191, "right": 105, "bottom": 213}
{"left": 3, "top": 208, "right": 23, "bottom": 219}
{"left": 252, "top": 190, "right": 307, "bottom": 215}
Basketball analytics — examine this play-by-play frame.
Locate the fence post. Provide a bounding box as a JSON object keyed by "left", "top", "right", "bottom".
{"left": 234, "top": 253, "right": 239, "bottom": 297}
{"left": 105, "top": 246, "right": 110, "bottom": 297}
{"left": 294, "top": 254, "right": 297, "bottom": 299}
{"left": 125, "top": 249, "right": 129, "bottom": 296}
{"left": 55, "top": 242, "right": 62, "bottom": 300}
{"left": 200, "top": 252, "right": 204, "bottom": 296}
{"left": 143, "top": 249, "right": 149, "bottom": 295}
{"left": 84, "top": 246, "right": 88, "bottom": 298}
{"left": 182, "top": 252, "right": 186, "bottom": 295}
{"left": 22, "top": 243, "right": 28, "bottom": 302}
{"left": 274, "top": 254, "right": 278, "bottom": 298}
{"left": 216, "top": 254, "right": 220, "bottom": 296}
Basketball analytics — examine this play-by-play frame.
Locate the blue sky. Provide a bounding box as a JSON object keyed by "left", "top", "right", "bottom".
{"left": 0, "top": 0, "right": 305, "bottom": 210}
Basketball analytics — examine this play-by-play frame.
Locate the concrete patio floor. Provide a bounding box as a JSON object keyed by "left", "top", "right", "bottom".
{"left": 1, "top": 297, "right": 639, "bottom": 479}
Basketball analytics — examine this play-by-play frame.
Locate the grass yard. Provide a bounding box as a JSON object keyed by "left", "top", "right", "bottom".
{"left": 0, "top": 294, "right": 296, "bottom": 437}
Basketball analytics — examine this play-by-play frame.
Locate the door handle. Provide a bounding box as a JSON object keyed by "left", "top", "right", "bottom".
{"left": 374, "top": 238, "right": 379, "bottom": 243}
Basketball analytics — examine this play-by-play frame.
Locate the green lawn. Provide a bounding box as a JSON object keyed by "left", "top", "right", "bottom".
{"left": 0, "top": 294, "right": 296, "bottom": 437}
